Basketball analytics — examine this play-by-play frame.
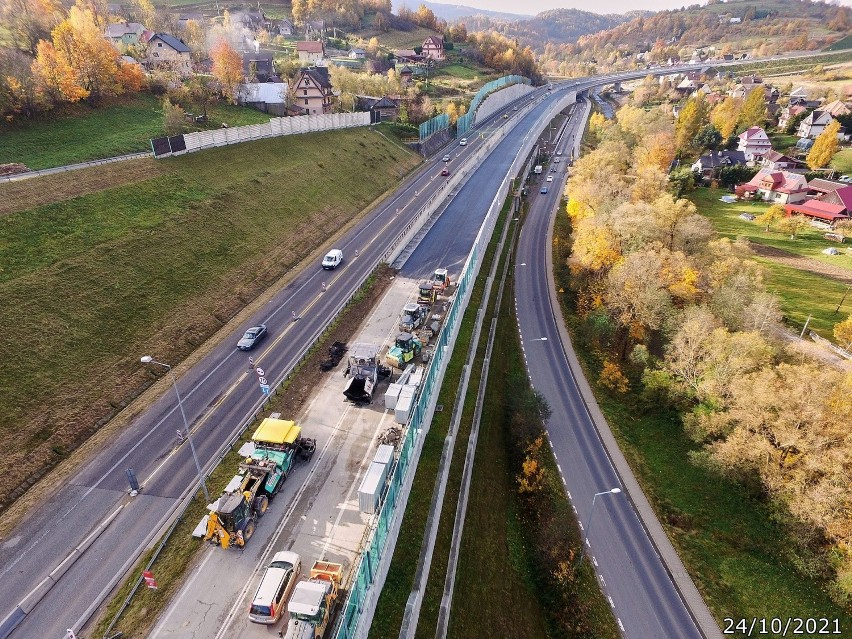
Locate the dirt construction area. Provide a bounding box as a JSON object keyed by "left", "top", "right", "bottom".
{"left": 148, "top": 273, "right": 438, "bottom": 639}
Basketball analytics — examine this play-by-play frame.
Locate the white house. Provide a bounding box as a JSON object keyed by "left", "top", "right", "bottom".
{"left": 296, "top": 40, "right": 325, "bottom": 63}
{"left": 737, "top": 126, "right": 772, "bottom": 161}
{"left": 798, "top": 110, "right": 834, "bottom": 139}
{"left": 349, "top": 47, "right": 366, "bottom": 59}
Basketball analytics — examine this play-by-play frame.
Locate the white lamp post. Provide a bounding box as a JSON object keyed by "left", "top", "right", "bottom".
{"left": 140, "top": 356, "right": 210, "bottom": 502}
{"left": 576, "top": 487, "right": 621, "bottom": 569}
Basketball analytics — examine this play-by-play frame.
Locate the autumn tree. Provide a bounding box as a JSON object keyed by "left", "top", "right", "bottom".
{"left": 693, "top": 123, "right": 722, "bottom": 151}
{"left": 833, "top": 315, "right": 852, "bottom": 350}
{"left": 675, "top": 94, "right": 708, "bottom": 152}
{"left": 0, "top": 47, "right": 45, "bottom": 118}
{"left": 777, "top": 214, "right": 809, "bottom": 239}
{"left": 1, "top": 0, "right": 63, "bottom": 56}
{"left": 211, "top": 39, "right": 243, "bottom": 104}
{"left": 806, "top": 119, "right": 840, "bottom": 169}
{"left": 755, "top": 204, "right": 785, "bottom": 231}
{"left": 162, "top": 97, "right": 185, "bottom": 135}
{"left": 738, "top": 87, "right": 768, "bottom": 129}
{"left": 710, "top": 96, "right": 741, "bottom": 139}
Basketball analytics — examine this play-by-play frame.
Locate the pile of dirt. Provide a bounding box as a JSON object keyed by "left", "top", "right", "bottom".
{"left": 0, "top": 163, "right": 30, "bottom": 177}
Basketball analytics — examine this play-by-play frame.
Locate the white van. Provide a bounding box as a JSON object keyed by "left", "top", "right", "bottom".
{"left": 322, "top": 249, "right": 343, "bottom": 270}
{"left": 249, "top": 551, "right": 302, "bottom": 624}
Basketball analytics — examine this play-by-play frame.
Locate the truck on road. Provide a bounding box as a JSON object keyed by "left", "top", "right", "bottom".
{"left": 281, "top": 561, "right": 343, "bottom": 639}
{"left": 203, "top": 418, "right": 315, "bottom": 549}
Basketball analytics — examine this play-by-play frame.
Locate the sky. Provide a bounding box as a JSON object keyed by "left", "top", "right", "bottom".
{"left": 426, "top": 0, "right": 852, "bottom": 16}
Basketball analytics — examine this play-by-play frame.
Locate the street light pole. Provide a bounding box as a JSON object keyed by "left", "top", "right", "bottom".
{"left": 576, "top": 487, "right": 621, "bottom": 569}
{"left": 140, "top": 356, "right": 210, "bottom": 502}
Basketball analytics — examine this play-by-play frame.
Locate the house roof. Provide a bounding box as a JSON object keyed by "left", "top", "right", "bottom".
{"left": 822, "top": 99, "right": 851, "bottom": 117}
{"left": 761, "top": 149, "right": 798, "bottom": 164}
{"left": 785, "top": 200, "right": 849, "bottom": 222}
{"left": 299, "top": 66, "right": 331, "bottom": 89}
{"left": 694, "top": 150, "right": 747, "bottom": 169}
{"left": 372, "top": 96, "right": 398, "bottom": 109}
{"left": 399, "top": 65, "right": 413, "bottom": 74}
{"left": 297, "top": 41, "right": 324, "bottom": 54}
{"left": 350, "top": 47, "right": 365, "bottom": 54}
{"left": 739, "top": 126, "right": 767, "bottom": 140}
{"left": 827, "top": 186, "right": 852, "bottom": 211}
{"left": 149, "top": 32, "right": 190, "bottom": 53}
{"left": 423, "top": 35, "right": 443, "bottom": 48}
{"left": 801, "top": 110, "right": 833, "bottom": 126}
{"left": 106, "top": 22, "right": 145, "bottom": 38}
{"left": 395, "top": 49, "right": 417, "bottom": 58}
{"left": 748, "top": 168, "right": 807, "bottom": 194}
{"left": 809, "top": 178, "right": 846, "bottom": 194}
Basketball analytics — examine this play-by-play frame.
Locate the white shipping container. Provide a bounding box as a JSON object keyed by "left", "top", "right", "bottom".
{"left": 384, "top": 383, "right": 402, "bottom": 410}
{"left": 358, "top": 461, "right": 390, "bottom": 514}
{"left": 395, "top": 387, "right": 415, "bottom": 424}
{"left": 374, "top": 444, "right": 394, "bottom": 466}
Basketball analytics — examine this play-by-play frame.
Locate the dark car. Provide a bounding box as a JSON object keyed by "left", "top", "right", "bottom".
{"left": 237, "top": 325, "right": 267, "bottom": 351}
{"left": 441, "top": 168, "right": 449, "bottom": 176}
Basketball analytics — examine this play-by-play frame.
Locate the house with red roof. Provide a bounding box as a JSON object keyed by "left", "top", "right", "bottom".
{"left": 735, "top": 168, "right": 808, "bottom": 204}
{"left": 784, "top": 200, "right": 849, "bottom": 226}
{"left": 736, "top": 126, "right": 772, "bottom": 161}
{"left": 296, "top": 40, "right": 325, "bottom": 63}
{"left": 821, "top": 185, "right": 852, "bottom": 213}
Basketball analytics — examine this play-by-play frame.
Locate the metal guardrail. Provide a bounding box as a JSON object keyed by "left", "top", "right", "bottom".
{"left": 0, "top": 152, "right": 152, "bottom": 183}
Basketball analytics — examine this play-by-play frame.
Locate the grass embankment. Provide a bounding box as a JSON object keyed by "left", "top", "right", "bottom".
{"left": 831, "top": 149, "right": 852, "bottom": 175}
{"left": 0, "top": 128, "right": 419, "bottom": 513}
{"left": 553, "top": 212, "right": 852, "bottom": 638}
{"left": 825, "top": 34, "right": 852, "bottom": 51}
{"left": 93, "top": 265, "right": 396, "bottom": 639}
{"left": 0, "top": 93, "right": 270, "bottom": 170}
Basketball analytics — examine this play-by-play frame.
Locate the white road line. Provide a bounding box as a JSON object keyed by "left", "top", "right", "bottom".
{"left": 608, "top": 596, "right": 615, "bottom": 608}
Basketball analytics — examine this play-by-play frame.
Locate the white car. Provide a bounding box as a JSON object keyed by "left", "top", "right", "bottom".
{"left": 556, "top": 150, "right": 562, "bottom": 156}
{"left": 546, "top": 176, "right": 554, "bottom": 182}
{"left": 322, "top": 249, "right": 343, "bottom": 270}
{"left": 442, "top": 155, "right": 450, "bottom": 162}
{"left": 459, "top": 138, "right": 467, "bottom": 146}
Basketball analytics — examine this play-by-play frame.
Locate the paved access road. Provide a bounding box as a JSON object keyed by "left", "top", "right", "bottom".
{"left": 513, "top": 101, "right": 717, "bottom": 638}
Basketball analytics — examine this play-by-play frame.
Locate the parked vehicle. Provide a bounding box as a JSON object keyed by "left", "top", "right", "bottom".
{"left": 431, "top": 268, "right": 451, "bottom": 293}
{"left": 204, "top": 419, "right": 315, "bottom": 548}
{"left": 417, "top": 280, "right": 437, "bottom": 305}
{"left": 533, "top": 165, "right": 543, "bottom": 174}
{"left": 322, "top": 249, "right": 343, "bottom": 270}
{"left": 399, "top": 302, "right": 428, "bottom": 333}
{"left": 343, "top": 343, "right": 389, "bottom": 404}
{"left": 281, "top": 561, "right": 343, "bottom": 639}
{"left": 249, "top": 551, "right": 302, "bottom": 624}
{"left": 386, "top": 332, "right": 422, "bottom": 369}
{"left": 238, "top": 325, "right": 267, "bottom": 351}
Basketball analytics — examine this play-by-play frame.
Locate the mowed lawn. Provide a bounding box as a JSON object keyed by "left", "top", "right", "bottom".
{"left": 831, "top": 148, "right": 852, "bottom": 175}
{"left": 690, "top": 187, "right": 852, "bottom": 271}
{"left": 0, "top": 128, "right": 419, "bottom": 508}
{"left": 0, "top": 93, "right": 270, "bottom": 170}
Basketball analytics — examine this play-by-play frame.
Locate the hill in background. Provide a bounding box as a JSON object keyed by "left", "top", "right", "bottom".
{"left": 392, "top": 0, "right": 532, "bottom": 22}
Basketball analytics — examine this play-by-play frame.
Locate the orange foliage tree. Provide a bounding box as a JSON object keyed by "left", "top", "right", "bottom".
{"left": 211, "top": 39, "right": 244, "bottom": 104}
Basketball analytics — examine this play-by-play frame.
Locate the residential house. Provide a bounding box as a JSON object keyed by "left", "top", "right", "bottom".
{"left": 790, "top": 96, "right": 821, "bottom": 109}
{"left": 421, "top": 35, "right": 444, "bottom": 61}
{"left": 146, "top": 32, "right": 192, "bottom": 76}
{"left": 737, "top": 126, "right": 772, "bottom": 160}
{"left": 691, "top": 150, "right": 747, "bottom": 179}
{"left": 778, "top": 104, "right": 807, "bottom": 130}
{"left": 784, "top": 200, "right": 849, "bottom": 226}
{"left": 822, "top": 99, "right": 851, "bottom": 118}
{"left": 105, "top": 22, "right": 146, "bottom": 48}
{"left": 821, "top": 185, "right": 852, "bottom": 213}
{"left": 808, "top": 178, "right": 848, "bottom": 198}
{"left": 243, "top": 54, "right": 276, "bottom": 82}
{"left": 238, "top": 82, "right": 288, "bottom": 116}
{"left": 293, "top": 66, "right": 333, "bottom": 115}
{"left": 296, "top": 41, "right": 325, "bottom": 63}
{"left": 676, "top": 77, "right": 697, "bottom": 95}
{"left": 789, "top": 86, "right": 809, "bottom": 100}
{"left": 757, "top": 149, "right": 803, "bottom": 172}
{"left": 399, "top": 65, "right": 413, "bottom": 87}
{"left": 349, "top": 48, "right": 366, "bottom": 59}
{"left": 395, "top": 49, "right": 420, "bottom": 63}
{"left": 277, "top": 19, "right": 295, "bottom": 36}
{"left": 736, "top": 169, "right": 808, "bottom": 203}
{"left": 357, "top": 95, "right": 399, "bottom": 121}
{"left": 798, "top": 110, "right": 834, "bottom": 139}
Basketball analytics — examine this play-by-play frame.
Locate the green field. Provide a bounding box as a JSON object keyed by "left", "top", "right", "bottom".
{"left": 0, "top": 93, "right": 270, "bottom": 170}
{"left": 769, "top": 133, "right": 798, "bottom": 151}
{"left": 831, "top": 149, "right": 852, "bottom": 175}
{"left": 0, "top": 128, "right": 420, "bottom": 509}
{"left": 690, "top": 187, "right": 852, "bottom": 271}
{"left": 553, "top": 213, "right": 852, "bottom": 639}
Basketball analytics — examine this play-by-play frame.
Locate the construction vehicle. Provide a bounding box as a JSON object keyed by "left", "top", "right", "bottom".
{"left": 386, "top": 332, "right": 422, "bottom": 369}
{"left": 204, "top": 418, "right": 316, "bottom": 549}
{"left": 343, "top": 343, "right": 390, "bottom": 404}
{"left": 399, "top": 302, "right": 428, "bottom": 333}
{"left": 417, "top": 280, "right": 436, "bottom": 305}
{"left": 281, "top": 561, "right": 343, "bottom": 639}
{"left": 431, "top": 268, "right": 451, "bottom": 293}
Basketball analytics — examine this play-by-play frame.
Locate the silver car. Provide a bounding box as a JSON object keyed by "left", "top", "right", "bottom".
{"left": 237, "top": 325, "right": 267, "bottom": 351}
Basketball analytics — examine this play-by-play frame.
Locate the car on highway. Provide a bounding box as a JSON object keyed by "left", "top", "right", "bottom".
{"left": 459, "top": 138, "right": 467, "bottom": 146}
{"left": 546, "top": 176, "right": 554, "bottom": 182}
{"left": 442, "top": 155, "right": 450, "bottom": 162}
{"left": 237, "top": 325, "right": 268, "bottom": 351}
{"left": 441, "top": 168, "right": 450, "bottom": 176}
{"left": 249, "top": 551, "right": 302, "bottom": 624}
{"left": 540, "top": 187, "right": 549, "bottom": 194}
{"left": 512, "top": 106, "right": 519, "bottom": 111}
{"left": 322, "top": 249, "right": 344, "bottom": 270}
{"left": 556, "top": 150, "right": 562, "bottom": 156}
{"left": 502, "top": 113, "right": 509, "bottom": 119}
{"left": 550, "top": 166, "right": 557, "bottom": 173}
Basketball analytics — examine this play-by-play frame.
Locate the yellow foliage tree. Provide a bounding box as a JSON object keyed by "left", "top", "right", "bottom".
{"left": 755, "top": 204, "right": 785, "bottom": 232}
{"left": 517, "top": 436, "right": 547, "bottom": 494}
{"left": 833, "top": 315, "right": 852, "bottom": 350}
{"left": 806, "top": 119, "right": 840, "bottom": 169}
{"left": 211, "top": 39, "right": 243, "bottom": 104}
{"left": 599, "top": 359, "right": 629, "bottom": 393}
{"left": 710, "top": 96, "right": 741, "bottom": 139}
{"left": 571, "top": 219, "right": 622, "bottom": 273}
{"left": 445, "top": 101, "right": 458, "bottom": 124}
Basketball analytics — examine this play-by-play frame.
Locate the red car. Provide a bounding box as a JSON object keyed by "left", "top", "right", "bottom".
{"left": 441, "top": 168, "right": 450, "bottom": 176}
